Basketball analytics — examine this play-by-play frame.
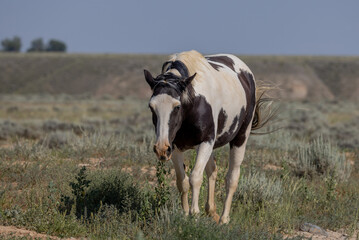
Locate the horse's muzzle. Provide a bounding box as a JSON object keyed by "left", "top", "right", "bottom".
{"left": 153, "top": 143, "right": 172, "bottom": 162}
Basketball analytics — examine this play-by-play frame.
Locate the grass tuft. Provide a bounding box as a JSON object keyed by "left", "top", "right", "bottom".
{"left": 293, "top": 136, "right": 351, "bottom": 181}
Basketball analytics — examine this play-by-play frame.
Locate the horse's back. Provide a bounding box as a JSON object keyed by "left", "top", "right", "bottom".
{"left": 205, "top": 54, "right": 253, "bottom": 76}
{"left": 170, "top": 51, "right": 256, "bottom": 150}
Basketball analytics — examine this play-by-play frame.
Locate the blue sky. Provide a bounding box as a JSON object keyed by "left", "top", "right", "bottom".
{"left": 1, "top": 0, "right": 358, "bottom": 55}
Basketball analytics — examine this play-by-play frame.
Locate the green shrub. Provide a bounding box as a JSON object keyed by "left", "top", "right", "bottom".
{"left": 233, "top": 171, "right": 283, "bottom": 207}
{"left": 293, "top": 136, "right": 351, "bottom": 181}
{"left": 154, "top": 161, "right": 171, "bottom": 209}
{"left": 60, "top": 167, "right": 154, "bottom": 220}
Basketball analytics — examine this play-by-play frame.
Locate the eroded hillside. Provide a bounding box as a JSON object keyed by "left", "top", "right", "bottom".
{"left": 0, "top": 53, "right": 358, "bottom": 100}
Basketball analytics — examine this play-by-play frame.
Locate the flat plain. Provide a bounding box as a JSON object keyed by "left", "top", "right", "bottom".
{"left": 0, "top": 53, "right": 358, "bottom": 239}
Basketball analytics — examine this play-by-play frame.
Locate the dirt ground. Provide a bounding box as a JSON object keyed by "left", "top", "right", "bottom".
{"left": 0, "top": 225, "right": 63, "bottom": 239}
{"left": 288, "top": 229, "right": 357, "bottom": 239}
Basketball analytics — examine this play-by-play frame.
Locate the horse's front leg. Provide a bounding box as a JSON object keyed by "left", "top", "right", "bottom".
{"left": 172, "top": 148, "right": 190, "bottom": 215}
{"left": 190, "top": 141, "right": 214, "bottom": 215}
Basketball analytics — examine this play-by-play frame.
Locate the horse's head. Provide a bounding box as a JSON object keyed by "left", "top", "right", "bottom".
{"left": 144, "top": 69, "right": 196, "bottom": 161}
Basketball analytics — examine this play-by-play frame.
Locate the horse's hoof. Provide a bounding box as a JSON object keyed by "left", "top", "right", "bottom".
{"left": 219, "top": 216, "right": 230, "bottom": 225}
{"left": 212, "top": 213, "right": 220, "bottom": 224}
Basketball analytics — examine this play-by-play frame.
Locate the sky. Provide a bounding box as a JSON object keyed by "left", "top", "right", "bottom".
{"left": 1, "top": 0, "right": 358, "bottom": 55}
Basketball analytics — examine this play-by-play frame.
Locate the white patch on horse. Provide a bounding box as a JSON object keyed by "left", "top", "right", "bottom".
{"left": 226, "top": 54, "right": 252, "bottom": 73}
{"left": 211, "top": 67, "right": 247, "bottom": 138}
{"left": 150, "top": 94, "right": 180, "bottom": 146}
{"left": 168, "top": 68, "right": 181, "bottom": 76}
{"left": 161, "top": 62, "right": 172, "bottom": 73}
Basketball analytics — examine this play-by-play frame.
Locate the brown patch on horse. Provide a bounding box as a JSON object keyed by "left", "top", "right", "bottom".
{"left": 215, "top": 108, "right": 246, "bottom": 149}
{"left": 206, "top": 56, "right": 235, "bottom": 71}
{"left": 230, "top": 71, "right": 256, "bottom": 148}
{"left": 217, "top": 108, "right": 227, "bottom": 135}
{"left": 208, "top": 61, "right": 223, "bottom": 71}
{"left": 173, "top": 95, "right": 216, "bottom": 151}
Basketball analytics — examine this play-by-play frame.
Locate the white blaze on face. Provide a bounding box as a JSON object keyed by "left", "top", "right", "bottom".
{"left": 150, "top": 94, "right": 181, "bottom": 148}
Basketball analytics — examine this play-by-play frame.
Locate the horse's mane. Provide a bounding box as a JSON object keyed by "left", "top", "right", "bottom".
{"left": 153, "top": 50, "right": 212, "bottom": 102}
{"left": 166, "top": 50, "right": 213, "bottom": 85}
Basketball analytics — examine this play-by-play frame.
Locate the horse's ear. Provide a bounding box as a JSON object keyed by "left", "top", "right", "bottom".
{"left": 144, "top": 69, "right": 156, "bottom": 89}
{"left": 183, "top": 73, "right": 196, "bottom": 87}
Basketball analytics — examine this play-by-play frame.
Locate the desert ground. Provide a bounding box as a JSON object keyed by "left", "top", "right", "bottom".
{"left": 0, "top": 53, "right": 358, "bottom": 239}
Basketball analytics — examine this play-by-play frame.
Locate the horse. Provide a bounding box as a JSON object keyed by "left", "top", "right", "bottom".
{"left": 144, "top": 50, "right": 269, "bottom": 224}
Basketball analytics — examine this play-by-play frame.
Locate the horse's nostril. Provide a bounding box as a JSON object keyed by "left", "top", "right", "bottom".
{"left": 153, "top": 145, "right": 157, "bottom": 153}
{"left": 166, "top": 146, "right": 172, "bottom": 156}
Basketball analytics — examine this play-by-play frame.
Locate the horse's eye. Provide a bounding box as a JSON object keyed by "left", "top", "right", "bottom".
{"left": 174, "top": 105, "right": 181, "bottom": 111}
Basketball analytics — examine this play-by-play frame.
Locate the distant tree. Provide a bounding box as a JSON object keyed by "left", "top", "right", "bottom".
{"left": 46, "top": 39, "right": 67, "bottom": 52}
{"left": 1, "top": 36, "right": 21, "bottom": 52}
{"left": 27, "top": 38, "right": 45, "bottom": 52}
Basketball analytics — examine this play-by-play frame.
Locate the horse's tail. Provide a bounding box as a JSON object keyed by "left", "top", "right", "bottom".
{"left": 251, "top": 85, "right": 279, "bottom": 134}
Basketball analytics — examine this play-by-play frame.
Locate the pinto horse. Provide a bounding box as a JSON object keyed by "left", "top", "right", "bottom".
{"left": 144, "top": 50, "right": 267, "bottom": 224}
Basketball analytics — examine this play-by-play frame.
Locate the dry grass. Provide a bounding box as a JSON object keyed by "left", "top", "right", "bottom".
{"left": 0, "top": 94, "right": 358, "bottom": 239}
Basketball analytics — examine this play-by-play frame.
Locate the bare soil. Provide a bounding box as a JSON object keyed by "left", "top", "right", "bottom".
{"left": 287, "top": 229, "right": 357, "bottom": 239}
{"left": 0, "top": 225, "right": 76, "bottom": 239}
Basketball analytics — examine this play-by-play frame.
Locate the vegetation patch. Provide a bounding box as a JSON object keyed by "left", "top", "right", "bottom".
{"left": 0, "top": 94, "right": 358, "bottom": 239}
{"left": 293, "top": 137, "right": 351, "bottom": 181}
{"left": 234, "top": 171, "right": 283, "bottom": 207}
{"left": 60, "top": 167, "right": 155, "bottom": 220}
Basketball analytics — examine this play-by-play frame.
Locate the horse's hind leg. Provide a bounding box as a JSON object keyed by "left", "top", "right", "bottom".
{"left": 172, "top": 148, "right": 190, "bottom": 215}
{"left": 205, "top": 154, "right": 220, "bottom": 223}
{"left": 220, "top": 126, "right": 252, "bottom": 224}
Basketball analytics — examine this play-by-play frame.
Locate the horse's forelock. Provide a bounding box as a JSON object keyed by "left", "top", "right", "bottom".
{"left": 152, "top": 73, "right": 188, "bottom": 95}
